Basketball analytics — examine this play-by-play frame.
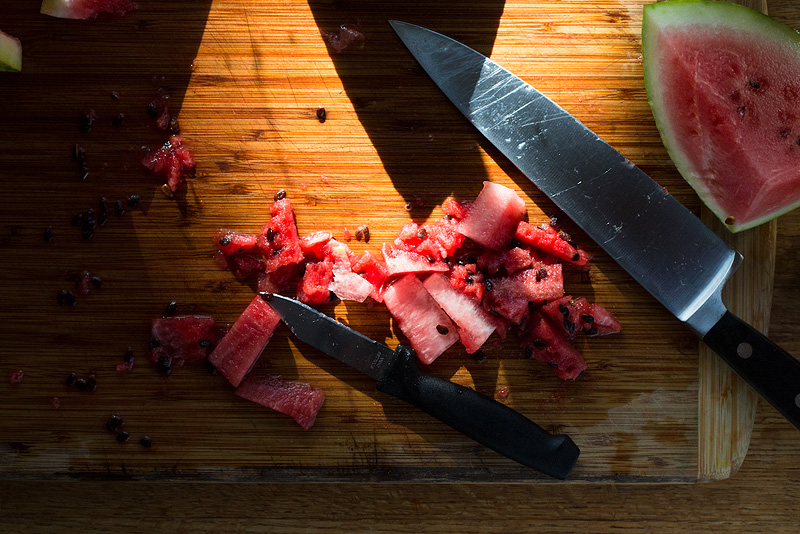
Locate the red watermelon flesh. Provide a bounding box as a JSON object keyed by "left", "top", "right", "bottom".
{"left": 423, "top": 273, "right": 496, "bottom": 354}
{"left": 258, "top": 198, "right": 305, "bottom": 274}
{"left": 448, "top": 262, "right": 484, "bottom": 304}
{"left": 642, "top": 0, "right": 800, "bottom": 232}
{"left": 257, "top": 263, "right": 298, "bottom": 294}
{"left": 351, "top": 251, "right": 388, "bottom": 302}
{"left": 141, "top": 135, "right": 196, "bottom": 192}
{"left": 208, "top": 295, "right": 282, "bottom": 387}
{"left": 441, "top": 197, "right": 471, "bottom": 220}
{"left": 483, "top": 264, "right": 564, "bottom": 323}
{"left": 477, "top": 247, "right": 533, "bottom": 275}
{"left": 521, "top": 310, "right": 587, "bottom": 380}
{"left": 213, "top": 230, "right": 258, "bottom": 256}
{"left": 299, "top": 231, "right": 333, "bottom": 259}
{"left": 572, "top": 297, "right": 622, "bottom": 337}
{"left": 381, "top": 243, "right": 449, "bottom": 277}
{"left": 41, "top": 0, "right": 137, "bottom": 19}
{"left": 297, "top": 260, "right": 334, "bottom": 305}
{"left": 456, "top": 182, "right": 526, "bottom": 250}
{"left": 541, "top": 296, "right": 582, "bottom": 339}
{"left": 514, "top": 221, "right": 589, "bottom": 268}
{"left": 382, "top": 274, "right": 459, "bottom": 365}
{"left": 148, "top": 316, "right": 217, "bottom": 365}
{"left": 235, "top": 373, "right": 325, "bottom": 430}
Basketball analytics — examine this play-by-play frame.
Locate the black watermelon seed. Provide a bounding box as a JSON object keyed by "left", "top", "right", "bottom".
{"left": 91, "top": 276, "right": 103, "bottom": 289}
{"left": 157, "top": 355, "right": 172, "bottom": 375}
{"left": 265, "top": 228, "right": 276, "bottom": 242}
{"left": 581, "top": 314, "right": 594, "bottom": 324}
{"left": 199, "top": 339, "right": 212, "bottom": 348}
{"left": 114, "top": 200, "right": 125, "bottom": 216}
{"left": 484, "top": 280, "right": 493, "bottom": 291}
{"left": 75, "top": 378, "right": 88, "bottom": 391}
{"left": 65, "top": 373, "right": 77, "bottom": 387}
{"left": 558, "top": 304, "right": 569, "bottom": 316}
{"left": 140, "top": 436, "right": 153, "bottom": 448}
{"left": 274, "top": 189, "right": 287, "bottom": 201}
{"left": 417, "top": 228, "right": 427, "bottom": 239}
{"left": 532, "top": 339, "right": 546, "bottom": 348}
{"left": 436, "top": 324, "right": 449, "bottom": 335}
{"left": 112, "top": 113, "right": 126, "bottom": 127}
{"left": 316, "top": 107, "right": 327, "bottom": 122}
{"left": 123, "top": 348, "right": 134, "bottom": 363}
{"left": 98, "top": 197, "right": 108, "bottom": 214}
{"left": 126, "top": 194, "right": 140, "bottom": 207}
{"left": 564, "top": 320, "right": 575, "bottom": 335}
{"left": 165, "top": 301, "right": 178, "bottom": 315}
{"left": 43, "top": 227, "right": 53, "bottom": 243}
{"left": 524, "top": 346, "right": 534, "bottom": 358}
{"left": 426, "top": 254, "right": 436, "bottom": 264}
{"left": 105, "top": 415, "right": 124, "bottom": 432}
{"left": 147, "top": 102, "right": 159, "bottom": 118}
{"left": 116, "top": 431, "right": 130, "bottom": 443}
{"left": 571, "top": 253, "right": 580, "bottom": 262}
{"left": 585, "top": 327, "right": 598, "bottom": 336}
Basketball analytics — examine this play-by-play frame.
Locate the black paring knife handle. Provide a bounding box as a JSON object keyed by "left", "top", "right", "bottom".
{"left": 703, "top": 311, "right": 800, "bottom": 430}
{"left": 376, "top": 345, "right": 580, "bottom": 479}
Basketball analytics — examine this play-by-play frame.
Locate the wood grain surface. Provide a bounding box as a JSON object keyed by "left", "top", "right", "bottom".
{"left": 1, "top": 0, "right": 799, "bottom": 493}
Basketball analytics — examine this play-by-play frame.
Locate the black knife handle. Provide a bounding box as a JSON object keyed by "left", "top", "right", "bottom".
{"left": 703, "top": 311, "right": 800, "bottom": 430}
{"left": 376, "top": 345, "right": 580, "bottom": 479}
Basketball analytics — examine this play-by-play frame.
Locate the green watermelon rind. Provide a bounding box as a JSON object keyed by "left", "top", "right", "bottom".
{"left": 642, "top": 0, "right": 800, "bottom": 232}
{"left": 0, "top": 30, "right": 22, "bottom": 72}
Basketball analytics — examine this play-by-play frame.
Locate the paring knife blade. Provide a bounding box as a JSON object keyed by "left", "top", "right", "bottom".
{"left": 389, "top": 20, "right": 800, "bottom": 430}
{"left": 262, "top": 293, "right": 580, "bottom": 480}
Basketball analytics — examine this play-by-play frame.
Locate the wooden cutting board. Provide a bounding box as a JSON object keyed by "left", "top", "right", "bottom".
{"left": 0, "top": 0, "right": 790, "bottom": 483}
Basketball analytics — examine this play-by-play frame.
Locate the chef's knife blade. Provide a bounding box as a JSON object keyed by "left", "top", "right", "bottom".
{"left": 262, "top": 293, "right": 580, "bottom": 479}
{"left": 389, "top": 20, "right": 800, "bottom": 430}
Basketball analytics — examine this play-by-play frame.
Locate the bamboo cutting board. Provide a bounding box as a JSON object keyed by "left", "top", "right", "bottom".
{"left": 0, "top": 0, "right": 789, "bottom": 482}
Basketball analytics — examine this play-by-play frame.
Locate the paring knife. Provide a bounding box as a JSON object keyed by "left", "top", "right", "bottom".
{"left": 261, "top": 292, "right": 580, "bottom": 480}
{"left": 389, "top": 20, "right": 800, "bottom": 431}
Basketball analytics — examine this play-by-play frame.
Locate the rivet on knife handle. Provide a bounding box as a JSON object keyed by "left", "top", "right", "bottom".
{"left": 703, "top": 311, "right": 800, "bottom": 428}
{"left": 377, "top": 345, "right": 580, "bottom": 480}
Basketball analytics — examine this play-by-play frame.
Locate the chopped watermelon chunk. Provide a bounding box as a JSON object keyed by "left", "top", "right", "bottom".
{"left": 213, "top": 230, "right": 258, "bottom": 256}
{"left": 141, "top": 135, "right": 196, "bottom": 192}
{"left": 208, "top": 295, "right": 282, "bottom": 387}
{"left": 299, "top": 231, "right": 333, "bottom": 259}
{"left": 352, "top": 251, "right": 388, "bottom": 302}
{"left": 447, "top": 261, "right": 484, "bottom": 303}
{"left": 297, "top": 260, "right": 334, "bottom": 304}
{"left": 382, "top": 243, "right": 449, "bottom": 277}
{"left": 258, "top": 198, "right": 305, "bottom": 274}
{"left": 484, "top": 264, "right": 564, "bottom": 323}
{"left": 256, "top": 263, "right": 298, "bottom": 294}
{"left": 441, "top": 197, "right": 471, "bottom": 220}
{"left": 148, "top": 316, "right": 217, "bottom": 365}
{"left": 571, "top": 297, "right": 622, "bottom": 336}
{"left": 456, "top": 182, "right": 526, "bottom": 250}
{"left": 477, "top": 247, "right": 533, "bottom": 275}
{"left": 382, "top": 274, "right": 459, "bottom": 364}
{"left": 41, "top": 0, "right": 137, "bottom": 19}
{"left": 423, "top": 273, "right": 496, "bottom": 354}
{"left": 521, "top": 311, "right": 588, "bottom": 380}
{"left": 515, "top": 221, "right": 590, "bottom": 268}
{"left": 235, "top": 373, "right": 325, "bottom": 430}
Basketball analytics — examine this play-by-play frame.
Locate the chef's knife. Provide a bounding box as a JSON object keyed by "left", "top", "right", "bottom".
{"left": 389, "top": 20, "right": 800, "bottom": 430}
{"left": 261, "top": 292, "right": 580, "bottom": 479}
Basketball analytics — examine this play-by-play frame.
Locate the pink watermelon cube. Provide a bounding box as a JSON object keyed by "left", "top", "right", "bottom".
{"left": 208, "top": 295, "right": 282, "bottom": 387}
{"left": 382, "top": 274, "right": 459, "bottom": 364}
{"left": 235, "top": 373, "right": 325, "bottom": 430}
{"left": 423, "top": 273, "right": 496, "bottom": 354}
{"left": 456, "top": 182, "right": 526, "bottom": 250}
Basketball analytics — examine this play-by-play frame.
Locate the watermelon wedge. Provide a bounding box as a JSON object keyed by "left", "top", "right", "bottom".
{"left": 0, "top": 30, "right": 21, "bottom": 72}
{"left": 235, "top": 373, "right": 325, "bottom": 430}
{"left": 148, "top": 316, "right": 217, "bottom": 365}
{"left": 208, "top": 295, "right": 282, "bottom": 387}
{"left": 41, "top": 0, "right": 137, "bottom": 19}
{"left": 643, "top": 0, "right": 800, "bottom": 232}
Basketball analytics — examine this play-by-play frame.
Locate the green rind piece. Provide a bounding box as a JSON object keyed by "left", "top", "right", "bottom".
{"left": 642, "top": 0, "right": 800, "bottom": 232}
{"left": 0, "top": 30, "right": 21, "bottom": 72}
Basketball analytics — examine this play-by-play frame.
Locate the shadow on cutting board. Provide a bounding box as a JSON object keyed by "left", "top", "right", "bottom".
{"left": 307, "top": 0, "right": 507, "bottom": 218}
